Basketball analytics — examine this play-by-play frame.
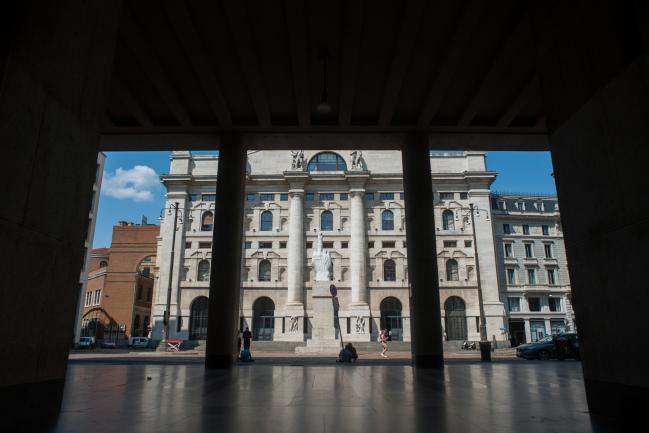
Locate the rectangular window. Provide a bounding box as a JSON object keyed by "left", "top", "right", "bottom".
{"left": 346, "top": 317, "right": 351, "bottom": 334}
{"left": 202, "top": 194, "right": 216, "bottom": 202}
{"left": 189, "top": 194, "right": 198, "bottom": 202}
{"left": 319, "top": 193, "right": 334, "bottom": 201}
{"left": 522, "top": 224, "right": 530, "bottom": 235}
{"left": 199, "top": 242, "right": 212, "bottom": 249}
{"left": 279, "top": 241, "right": 287, "bottom": 249}
{"left": 323, "top": 241, "right": 334, "bottom": 248}
{"left": 94, "top": 290, "right": 101, "bottom": 305}
{"left": 339, "top": 193, "right": 348, "bottom": 201}
{"left": 528, "top": 297, "right": 541, "bottom": 312}
{"left": 443, "top": 240, "right": 457, "bottom": 248}
{"left": 280, "top": 193, "right": 288, "bottom": 201}
{"left": 185, "top": 242, "right": 192, "bottom": 249}
{"left": 382, "top": 241, "right": 396, "bottom": 248}
{"left": 507, "top": 269, "right": 516, "bottom": 285}
{"left": 549, "top": 297, "right": 561, "bottom": 312}
{"left": 365, "top": 193, "right": 375, "bottom": 201}
{"left": 85, "top": 291, "right": 92, "bottom": 306}
{"left": 244, "top": 241, "right": 252, "bottom": 249}
{"left": 527, "top": 268, "right": 536, "bottom": 284}
{"left": 259, "top": 193, "right": 274, "bottom": 201}
{"left": 530, "top": 319, "right": 546, "bottom": 341}
{"left": 400, "top": 192, "right": 405, "bottom": 200}
{"left": 259, "top": 242, "right": 273, "bottom": 249}
{"left": 379, "top": 192, "right": 394, "bottom": 200}
{"left": 550, "top": 319, "right": 566, "bottom": 334}
{"left": 246, "top": 193, "right": 256, "bottom": 202}
{"left": 544, "top": 244, "right": 553, "bottom": 258}
{"left": 464, "top": 240, "right": 472, "bottom": 248}
{"left": 547, "top": 269, "right": 556, "bottom": 285}
{"left": 305, "top": 193, "right": 314, "bottom": 201}
{"left": 459, "top": 192, "right": 468, "bottom": 200}
{"left": 368, "top": 241, "right": 375, "bottom": 249}
{"left": 439, "top": 192, "right": 454, "bottom": 200}
{"left": 503, "top": 224, "right": 511, "bottom": 234}
{"left": 306, "top": 241, "right": 313, "bottom": 249}
{"left": 341, "top": 241, "right": 348, "bottom": 248}
{"left": 524, "top": 243, "right": 533, "bottom": 258}
{"left": 475, "top": 317, "right": 480, "bottom": 333}
{"left": 508, "top": 297, "right": 521, "bottom": 312}
{"left": 542, "top": 225, "right": 549, "bottom": 235}
{"left": 504, "top": 243, "right": 513, "bottom": 257}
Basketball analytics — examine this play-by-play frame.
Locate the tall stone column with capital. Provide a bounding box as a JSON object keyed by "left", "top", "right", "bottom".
{"left": 348, "top": 187, "right": 371, "bottom": 341}
{"left": 277, "top": 175, "right": 308, "bottom": 341}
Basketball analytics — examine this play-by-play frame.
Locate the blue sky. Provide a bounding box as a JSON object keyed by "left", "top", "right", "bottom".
{"left": 93, "top": 150, "right": 555, "bottom": 248}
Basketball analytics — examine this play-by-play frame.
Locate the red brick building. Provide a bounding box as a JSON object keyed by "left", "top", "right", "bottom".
{"left": 81, "top": 222, "right": 159, "bottom": 343}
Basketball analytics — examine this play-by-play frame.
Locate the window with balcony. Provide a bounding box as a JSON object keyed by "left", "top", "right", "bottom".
{"left": 542, "top": 225, "right": 549, "bottom": 235}
{"left": 528, "top": 297, "right": 541, "bottom": 312}
{"left": 320, "top": 211, "right": 333, "bottom": 231}
{"left": 527, "top": 268, "right": 536, "bottom": 284}
{"left": 524, "top": 243, "right": 533, "bottom": 258}
{"left": 504, "top": 243, "right": 513, "bottom": 257}
{"left": 381, "top": 210, "right": 394, "bottom": 230}
{"left": 508, "top": 297, "right": 521, "bottom": 312}
{"left": 549, "top": 297, "right": 562, "bottom": 312}
{"left": 544, "top": 244, "right": 553, "bottom": 258}
{"left": 522, "top": 224, "right": 530, "bottom": 235}
{"left": 260, "top": 211, "right": 273, "bottom": 231}
{"left": 507, "top": 269, "right": 516, "bottom": 284}
{"left": 547, "top": 269, "right": 556, "bottom": 285}
{"left": 383, "top": 259, "right": 396, "bottom": 281}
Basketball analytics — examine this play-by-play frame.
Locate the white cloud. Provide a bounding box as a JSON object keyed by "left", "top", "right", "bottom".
{"left": 102, "top": 165, "right": 161, "bottom": 202}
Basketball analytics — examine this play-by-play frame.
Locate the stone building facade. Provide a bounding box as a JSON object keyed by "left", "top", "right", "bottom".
{"left": 492, "top": 193, "right": 575, "bottom": 346}
{"left": 80, "top": 222, "right": 158, "bottom": 344}
{"left": 151, "top": 150, "right": 551, "bottom": 347}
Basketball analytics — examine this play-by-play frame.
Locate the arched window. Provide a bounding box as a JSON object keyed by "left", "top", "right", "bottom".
{"left": 446, "top": 259, "right": 459, "bottom": 281}
{"left": 197, "top": 260, "right": 210, "bottom": 281}
{"left": 383, "top": 259, "right": 396, "bottom": 281}
{"left": 320, "top": 211, "right": 333, "bottom": 231}
{"left": 260, "top": 211, "right": 273, "bottom": 231}
{"left": 201, "top": 211, "right": 213, "bottom": 231}
{"left": 307, "top": 152, "right": 347, "bottom": 171}
{"left": 258, "top": 260, "right": 271, "bottom": 281}
{"left": 381, "top": 210, "right": 394, "bottom": 230}
{"left": 189, "top": 296, "right": 209, "bottom": 340}
{"left": 442, "top": 209, "right": 455, "bottom": 230}
{"left": 444, "top": 296, "right": 467, "bottom": 341}
{"left": 99, "top": 260, "right": 108, "bottom": 268}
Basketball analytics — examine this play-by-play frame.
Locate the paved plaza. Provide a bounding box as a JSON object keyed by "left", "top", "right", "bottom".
{"left": 52, "top": 359, "right": 618, "bottom": 433}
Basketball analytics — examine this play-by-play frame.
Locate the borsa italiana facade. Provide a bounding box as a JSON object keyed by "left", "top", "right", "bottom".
{"left": 151, "top": 150, "right": 573, "bottom": 347}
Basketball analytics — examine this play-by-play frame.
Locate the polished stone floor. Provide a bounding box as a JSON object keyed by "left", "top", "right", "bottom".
{"left": 53, "top": 360, "right": 616, "bottom": 433}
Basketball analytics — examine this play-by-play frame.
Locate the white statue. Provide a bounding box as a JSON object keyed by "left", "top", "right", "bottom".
{"left": 312, "top": 230, "right": 332, "bottom": 281}
{"left": 355, "top": 317, "right": 366, "bottom": 333}
{"left": 291, "top": 150, "right": 306, "bottom": 170}
{"left": 350, "top": 151, "right": 364, "bottom": 170}
{"left": 289, "top": 316, "right": 300, "bottom": 333}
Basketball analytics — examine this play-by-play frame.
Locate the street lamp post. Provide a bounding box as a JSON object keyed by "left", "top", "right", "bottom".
{"left": 468, "top": 203, "right": 491, "bottom": 361}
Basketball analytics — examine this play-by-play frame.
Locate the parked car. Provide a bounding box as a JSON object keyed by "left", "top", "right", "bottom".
{"left": 128, "top": 337, "right": 150, "bottom": 349}
{"left": 516, "top": 333, "right": 579, "bottom": 360}
{"left": 79, "top": 336, "right": 95, "bottom": 350}
{"left": 101, "top": 340, "right": 117, "bottom": 349}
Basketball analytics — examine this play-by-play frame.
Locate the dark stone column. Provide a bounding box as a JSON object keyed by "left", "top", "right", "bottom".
{"left": 402, "top": 133, "right": 444, "bottom": 368}
{"left": 0, "top": 0, "right": 122, "bottom": 430}
{"left": 531, "top": 1, "right": 649, "bottom": 421}
{"left": 205, "top": 134, "right": 246, "bottom": 368}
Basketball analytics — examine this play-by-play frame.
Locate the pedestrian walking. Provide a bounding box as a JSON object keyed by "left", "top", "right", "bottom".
{"left": 242, "top": 327, "right": 252, "bottom": 350}
{"left": 379, "top": 329, "right": 389, "bottom": 358}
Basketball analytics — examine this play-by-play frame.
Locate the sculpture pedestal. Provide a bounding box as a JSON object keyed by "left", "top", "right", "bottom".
{"left": 346, "top": 303, "right": 372, "bottom": 342}
{"left": 295, "top": 281, "right": 342, "bottom": 353}
{"left": 275, "top": 303, "right": 306, "bottom": 342}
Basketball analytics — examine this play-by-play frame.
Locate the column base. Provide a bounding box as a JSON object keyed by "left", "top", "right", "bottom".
{"left": 413, "top": 354, "right": 444, "bottom": 368}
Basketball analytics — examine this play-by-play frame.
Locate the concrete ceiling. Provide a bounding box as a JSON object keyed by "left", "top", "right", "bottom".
{"left": 101, "top": 0, "right": 547, "bottom": 150}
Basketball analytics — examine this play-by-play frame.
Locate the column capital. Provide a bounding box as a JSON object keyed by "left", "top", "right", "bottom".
{"left": 288, "top": 189, "right": 305, "bottom": 198}
{"left": 349, "top": 190, "right": 365, "bottom": 199}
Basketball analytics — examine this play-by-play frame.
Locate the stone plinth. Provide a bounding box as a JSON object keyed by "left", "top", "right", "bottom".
{"left": 295, "top": 281, "right": 342, "bottom": 353}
